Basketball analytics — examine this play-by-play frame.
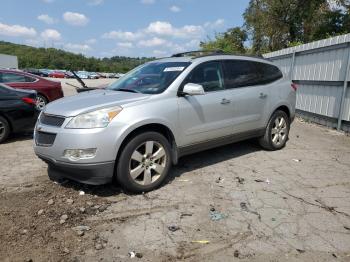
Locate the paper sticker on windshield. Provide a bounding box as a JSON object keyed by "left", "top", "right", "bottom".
{"left": 164, "top": 67, "right": 185, "bottom": 72}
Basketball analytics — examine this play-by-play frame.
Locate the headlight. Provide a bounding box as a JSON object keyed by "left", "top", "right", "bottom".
{"left": 65, "top": 106, "right": 122, "bottom": 129}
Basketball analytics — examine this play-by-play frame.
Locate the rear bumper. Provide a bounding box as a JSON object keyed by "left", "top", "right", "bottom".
{"left": 38, "top": 154, "right": 115, "bottom": 185}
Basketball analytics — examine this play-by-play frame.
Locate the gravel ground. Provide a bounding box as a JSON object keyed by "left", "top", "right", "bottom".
{"left": 1, "top": 79, "right": 350, "bottom": 261}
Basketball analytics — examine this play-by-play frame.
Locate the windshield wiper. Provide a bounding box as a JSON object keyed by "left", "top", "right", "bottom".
{"left": 114, "top": 88, "right": 140, "bottom": 93}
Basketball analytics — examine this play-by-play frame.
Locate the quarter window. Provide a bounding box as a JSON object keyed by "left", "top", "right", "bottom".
{"left": 256, "top": 63, "right": 283, "bottom": 84}
{"left": 185, "top": 61, "right": 224, "bottom": 92}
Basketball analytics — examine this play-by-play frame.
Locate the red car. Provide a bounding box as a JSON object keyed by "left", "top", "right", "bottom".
{"left": 49, "top": 71, "right": 65, "bottom": 78}
{"left": 0, "top": 69, "right": 64, "bottom": 110}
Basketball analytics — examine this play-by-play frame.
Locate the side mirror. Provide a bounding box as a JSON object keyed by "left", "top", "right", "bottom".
{"left": 181, "top": 83, "right": 205, "bottom": 96}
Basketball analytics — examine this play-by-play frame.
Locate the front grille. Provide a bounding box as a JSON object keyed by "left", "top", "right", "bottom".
{"left": 40, "top": 114, "right": 65, "bottom": 127}
{"left": 35, "top": 131, "right": 56, "bottom": 146}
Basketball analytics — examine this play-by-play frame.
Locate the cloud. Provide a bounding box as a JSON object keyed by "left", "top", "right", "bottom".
{"left": 146, "top": 21, "right": 204, "bottom": 38}
{"left": 153, "top": 50, "right": 167, "bottom": 57}
{"left": 37, "top": 14, "right": 56, "bottom": 24}
{"left": 117, "top": 42, "right": 134, "bottom": 48}
{"left": 102, "top": 30, "right": 142, "bottom": 41}
{"left": 41, "top": 29, "right": 61, "bottom": 41}
{"left": 140, "top": 0, "right": 155, "bottom": 4}
{"left": 64, "top": 43, "right": 92, "bottom": 53}
{"left": 88, "top": 0, "right": 104, "bottom": 5}
{"left": 169, "top": 5, "right": 181, "bottom": 12}
{"left": 204, "top": 19, "right": 225, "bottom": 29}
{"left": 85, "top": 38, "right": 97, "bottom": 44}
{"left": 0, "top": 22, "right": 37, "bottom": 37}
{"left": 138, "top": 37, "right": 167, "bottom": 47}
{"left": 42, "top": 0, "right": 54, "bottom": 3}
{"left": 63, "top": 12, "right": 89, "bottom": 26}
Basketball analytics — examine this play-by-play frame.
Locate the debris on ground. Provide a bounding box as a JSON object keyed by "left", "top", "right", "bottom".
{"left": 128, "top": 251, "right": 143, "bottom": 258}
{"left": 59, "top": 214, "right": 68, "bottom": 224}
{"left": 240, "top": 202, "right": 261, "bottom": 221}
{"left": 47, "top": 199, "right": 54, "bottom": 205}
{"left": 215, "top": 177, "right": 223, "bottom": 183}
{"left": 63, "top": 247, "right": 70, "bottom": 254}
{"left": 191, "top": 240, "right": 210, "bottom": 244}
{"left": 168, "top": 225, "right": 180, "bottom": 232}
{"left": 178, "top": 179, "right": 190, "bottom": 182}
{"left": 66, "top": 198, "right": 74, "bottom": 204}
{"left": 37, "top": 209, "right": 44, "bottom": 215}
{"left": 79, "top": 190, "right": 85, "bottom": 196}
{"left": 266, "top": 178, "right": 270, "bottom": 184}
{"left": 180, "top": 212, "right": 193, "bottom": 218}
{"left": 209, "top": 210, "right": 226, "bottom": 221}
{"left": 235, "top": 176, "right": 245, "bottom": 184}
{"left": 292, "top": 159, "right": 301, "bottom": 162}
{"left": 254, "top": 179, "right": 264, "bottom": 183}
{"left": 344, "top": 226, "right": 350, "bottom": 231}
{"left": 234, "top": 250, "right": 240, "bottom": 257}
{"left": 296, "top": 249, "right": 305, "bottom": 253}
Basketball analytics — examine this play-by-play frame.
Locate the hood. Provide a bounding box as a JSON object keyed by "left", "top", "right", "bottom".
{"left": 44, "top": 89, "right": 150, "bottom": 117}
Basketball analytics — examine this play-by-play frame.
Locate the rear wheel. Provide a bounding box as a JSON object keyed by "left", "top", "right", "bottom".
{"left": 116, "top": 132, "right": 172, "bottom": 193}
{"left": 0, "top": 116, "right": 10, "bottom": 143}
{"left": 36, "top": 94, "right": 48, "bottom": 111}
{"left": 259, "top": 110, "right": 290, "bottom": 150}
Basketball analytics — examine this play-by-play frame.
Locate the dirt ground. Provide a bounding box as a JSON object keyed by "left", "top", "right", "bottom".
{"left": 1, "top": 79, "right": 350, "bottom": 261}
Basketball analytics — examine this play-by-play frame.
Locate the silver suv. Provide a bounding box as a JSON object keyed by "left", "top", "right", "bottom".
{"left": 34, "top": 52, "right": 296, "bottom": 193}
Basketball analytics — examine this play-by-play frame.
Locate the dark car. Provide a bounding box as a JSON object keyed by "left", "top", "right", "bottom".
{"left": 0, "top": 69, "right": 64, "bottom": 110}
{"left": 23, "top": 68, "right": 48, "bottom": 77}
{"left": 0, "top": 83, "right": 38, "bottom": 143}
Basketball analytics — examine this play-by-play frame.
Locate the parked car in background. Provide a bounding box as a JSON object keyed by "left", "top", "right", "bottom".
{"left": 0, "top": 83, "right": 38, "bottom": 143}
{"left": 34, "top": 52, "right": 296, "bottom": 193}
{"left": 0, "top": 69, "right": 64, "bottom": 110}
{"left": 76, "top": 71, "right": 90, "bottom": 79}
{"left": 48, "top": 71, "right": 65, "bottom": 78}
{"left": 23, "top": 68, "right": 48, "bottom": 77}
{"left": 88, "top": 72, "right": 100, "bottom": 79}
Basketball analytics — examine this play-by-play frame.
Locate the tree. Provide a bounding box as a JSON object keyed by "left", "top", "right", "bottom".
{"left": 244, "top": 0, "right": 350, "bottom": 54}
{"left": 200, "top": 27, "right": 248, "bottom": 54}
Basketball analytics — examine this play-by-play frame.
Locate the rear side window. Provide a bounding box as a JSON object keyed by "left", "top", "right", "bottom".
{"left": 0, "top": 72, "right": 36, "bottom": 83}
{"left": 255, "top": 62, "right": 283, "bottom": 84}
{"left": 223, "top": 60, "right": 261, "bottom": 88}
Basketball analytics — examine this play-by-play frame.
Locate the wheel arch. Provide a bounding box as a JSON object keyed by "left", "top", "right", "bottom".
{"left": 115, "top": 123, "right": 178, "bottom": 167}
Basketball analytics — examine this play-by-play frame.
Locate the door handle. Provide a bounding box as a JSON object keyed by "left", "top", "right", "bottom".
{"left": 259, "top": 93, "right": 267, "bottom": 99}
{"left": 221, "top": 98, "right": 231, "bottom": 105}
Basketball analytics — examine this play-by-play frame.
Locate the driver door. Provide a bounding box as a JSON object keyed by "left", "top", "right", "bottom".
{"left": 177, "top": 61, "right": 235, "bottom": 146}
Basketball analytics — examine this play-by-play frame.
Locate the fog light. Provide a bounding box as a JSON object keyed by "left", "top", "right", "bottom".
{"left": 63, "top": 148, "right": 97, "bottom": 161}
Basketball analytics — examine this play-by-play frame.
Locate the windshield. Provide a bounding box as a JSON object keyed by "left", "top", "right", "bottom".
{"left": 107, "top": 61, "right": 190, "bottom": 94}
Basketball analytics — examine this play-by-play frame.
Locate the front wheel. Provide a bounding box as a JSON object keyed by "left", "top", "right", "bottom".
{"left": 116, "top": 132, "right": 172, "bottom": 193}
{"left": 259, "top": 110, "right": 290, "bottom": 150}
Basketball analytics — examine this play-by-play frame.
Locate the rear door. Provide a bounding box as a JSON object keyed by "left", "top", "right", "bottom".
{"left": 222, "top": 60, "right": 271, "bottom": 133}
{"left": 177, "top": 61, "right": 235, "bottom": 146}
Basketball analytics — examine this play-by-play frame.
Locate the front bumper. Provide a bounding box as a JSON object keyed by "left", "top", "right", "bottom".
{"left": 38, "top": 154, "right": 115, "bottom": 185}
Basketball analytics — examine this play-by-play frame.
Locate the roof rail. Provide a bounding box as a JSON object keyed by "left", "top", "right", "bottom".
{"left": 171, "top": 50, "right": 224, "bottom": 57}
{"left": 170, "top": 50, "right": 269, "bottom": 61}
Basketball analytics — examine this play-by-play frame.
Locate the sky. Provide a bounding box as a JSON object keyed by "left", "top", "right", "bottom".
{"left": 0, "top": 0, "right": 249, "bottom": 58}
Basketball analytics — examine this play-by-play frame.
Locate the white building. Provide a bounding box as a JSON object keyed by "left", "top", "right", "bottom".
{"left": 0, "top": 54, "right": 18, "bottom": 69}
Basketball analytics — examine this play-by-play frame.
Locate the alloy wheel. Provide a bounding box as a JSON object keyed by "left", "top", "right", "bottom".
{"left": 129, "top": 140, "right": 167, "bottom": 186}
{"left": 36, "top": 96, "right": 46, "bottom": 110}
{"left": 271, "top": 116, "right": 287, "bottom": 146}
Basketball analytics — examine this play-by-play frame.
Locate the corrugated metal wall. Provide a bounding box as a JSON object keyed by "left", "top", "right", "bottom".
{"left": 264, "top": 34, "right": 350, "bottom": 131}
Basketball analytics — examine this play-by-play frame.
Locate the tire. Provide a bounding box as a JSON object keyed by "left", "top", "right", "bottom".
{"left": 36, "top": 94, "right": 48, "bottom": 111}
{"left": 0, "top": 116, "right": 10, "bottom": 144}
{"left": 116, "top": 131, "right": 172, "bottom": 193}
{"left": 259, "top": 110, "right": 290, "bottom": 150}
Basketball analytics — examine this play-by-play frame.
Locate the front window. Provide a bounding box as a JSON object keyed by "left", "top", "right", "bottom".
{"left": 107, "top": 62, "right": 190, "bottom": 94}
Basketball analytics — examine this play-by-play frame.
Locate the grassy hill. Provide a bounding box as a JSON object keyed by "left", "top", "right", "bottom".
{"left": 0, "top": 41, "right": 153, "bottom": 73}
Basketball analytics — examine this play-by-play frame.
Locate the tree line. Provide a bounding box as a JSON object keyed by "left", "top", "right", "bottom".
{"left": 0, "top": 41, "right": 152, "bottom": 72}
{"left": 201, "top": 0, "right": 350, "bottom": 54}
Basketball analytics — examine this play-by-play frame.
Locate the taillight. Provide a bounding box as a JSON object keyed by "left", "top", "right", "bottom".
{"left": 291, "top": 83, "right": 298, "bottom": 91}
{"left": 22, "top": 97, "right": 36, "bottom": 105}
